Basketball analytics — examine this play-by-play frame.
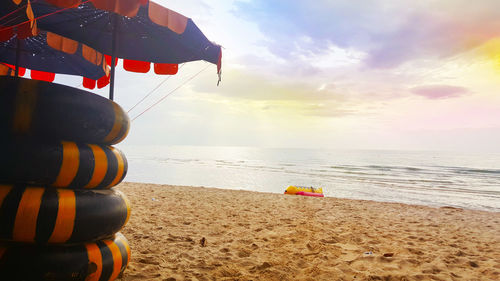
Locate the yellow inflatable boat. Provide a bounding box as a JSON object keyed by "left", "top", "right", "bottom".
{"left": 284, "top": 186, "right": 324, "bottom": 197}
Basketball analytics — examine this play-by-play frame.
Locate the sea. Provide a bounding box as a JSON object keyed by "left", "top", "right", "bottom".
{"left": 118, "top": 145, "right": 500, "bottom": 212}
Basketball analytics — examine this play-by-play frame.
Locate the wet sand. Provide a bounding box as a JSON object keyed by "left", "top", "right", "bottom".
{"left": 116, "top": 182, "right": 500, "bottom": 281}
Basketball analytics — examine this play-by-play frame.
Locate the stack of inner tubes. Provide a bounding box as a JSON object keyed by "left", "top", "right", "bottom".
{"left": 0, "top": 76, "right": 131, "bottom": 281}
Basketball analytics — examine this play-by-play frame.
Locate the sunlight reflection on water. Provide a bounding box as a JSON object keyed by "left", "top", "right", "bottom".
{"left": 118, "top": 145, "right": 500, "bottom": 212}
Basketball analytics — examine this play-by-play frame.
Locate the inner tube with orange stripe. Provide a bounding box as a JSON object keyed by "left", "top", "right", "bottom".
{"left": 0, "top": 139, "right": 127, "bottom": 189}
{"left": 0, "top": 76, "right": 129, "bottom": 145}
{"left": 0, "top": 232, "right": 130, "bottom": 281}
{"left": 0, "top": 185, "right": 130, "bottom": 244}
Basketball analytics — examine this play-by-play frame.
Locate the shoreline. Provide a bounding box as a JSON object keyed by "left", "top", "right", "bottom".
{"left": 120, "top": 181, "right": 499, "bottom": 213}
{"left": 116, "top": 182, "right": 500, "bottom": 280}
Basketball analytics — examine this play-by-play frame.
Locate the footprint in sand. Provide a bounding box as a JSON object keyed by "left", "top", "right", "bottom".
{"left": 320, "top": 238, "right": 339, "bottom": 244}
{"left": 256, "top": 262, "right": 272, "bottom": 270}
{"left": 468, "top": 261, "right": 479, "bottom": 268}
{"left": 249, "top": 262, "right": 272, "bottom": 273}
{"left": 237, "top": 250, "right": 251, "bottom": 258}
{"left": 139, "top": 257, "right": 160, "bottom": 265}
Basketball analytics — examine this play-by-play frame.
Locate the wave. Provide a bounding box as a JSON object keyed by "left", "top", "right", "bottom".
{"left": 122, "top": 146, "right": 500, "bottom": 211}
{"left": 452, "top": 168, "right": 500, "bottom": 175}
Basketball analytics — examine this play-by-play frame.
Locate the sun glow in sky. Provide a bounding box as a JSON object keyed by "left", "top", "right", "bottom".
{"left": 59, "top": 0, "right": 500, "bottom": 151}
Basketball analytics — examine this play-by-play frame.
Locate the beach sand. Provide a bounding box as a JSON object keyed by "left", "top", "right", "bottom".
{"left": 116, "top": 182, "right": 500, "bottom": 281}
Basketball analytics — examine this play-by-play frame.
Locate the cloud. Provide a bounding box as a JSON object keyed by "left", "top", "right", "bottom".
{"left": 300, "top": 103, "right": 359, "bottom": 117}
{"left": 192, "top": 69, "right": 349, "bottom": 102}
{"left": 235, "top": 0, "right": 500, "bottom": 69}
{"left": 410, "top": 85, "right": 470, "bottom": 99}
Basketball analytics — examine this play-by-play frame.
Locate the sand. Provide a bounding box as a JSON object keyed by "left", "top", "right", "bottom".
{"left": 115, "top": 182, "right": 500, "bottom": 281}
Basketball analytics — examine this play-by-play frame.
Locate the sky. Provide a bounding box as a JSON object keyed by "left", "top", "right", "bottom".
{"left": 57, "top": 0, "right": 500, "bottom": 151}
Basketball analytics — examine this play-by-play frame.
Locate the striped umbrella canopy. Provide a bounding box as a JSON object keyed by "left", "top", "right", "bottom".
{"left": 0, "top": 31, "right": 108, "bottom": 81}
{"left": 32, "top": 0, "right": 222, "bottom": 69}
{"left": 0, "top": 0, "right": 110, "bottom": 86}
{"left": 0, "top": 0, "right": 222, "bottom": 93}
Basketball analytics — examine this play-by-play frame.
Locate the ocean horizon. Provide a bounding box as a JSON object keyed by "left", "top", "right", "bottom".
{"left": 118, "top": 145, "right": 500, "bottom": 212}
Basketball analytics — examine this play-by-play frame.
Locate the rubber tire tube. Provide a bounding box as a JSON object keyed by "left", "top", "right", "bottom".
{"left": 0, "top": 76, "right": 130, "bottom": 145}
{"left": 0, "top": 233, "right": 130, "bottom": 281}
{"left": 0, "top": 139, "right": 127, "bottom": 189}
{"left": 0, "top": 185, "right": 130, "bottom": 244}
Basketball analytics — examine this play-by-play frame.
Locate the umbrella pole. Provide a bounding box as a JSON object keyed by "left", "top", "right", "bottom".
{"left": 14, "top": 37, "right": 21, "bottom": 77}
{"left": 109, "top": 15, "right": 119, "bottom": 101}
{"left": 109, "top": 57, "right": 116, "bottom": 100}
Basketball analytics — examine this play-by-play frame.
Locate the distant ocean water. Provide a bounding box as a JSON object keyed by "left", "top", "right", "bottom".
{"left": 118, "top": 145, "right": 500, "bottom": 212}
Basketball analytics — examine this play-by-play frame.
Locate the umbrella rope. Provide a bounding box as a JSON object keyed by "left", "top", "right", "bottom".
{"left": 0, "top": 5, "right": 27, "bottom": 24}
{"left": 130, "top": 64, "right": 210, "bottom": 122}
{"left": 0, "top": 14, "right": 23, "bottom": 28}
{"left": 0, "top": 0, "right": 42, "bottom": 24}
{"left": 127, "top": 63, "right": 187, "bottom": 114}
{"left": 0, "top": 0, "right": 91, "bottom": 33}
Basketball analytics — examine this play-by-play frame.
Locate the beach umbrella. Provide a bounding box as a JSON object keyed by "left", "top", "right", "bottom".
{"left": 32, "top": 0, "right": 222, "bottom": 65}
{"left": 0, "top": 1, "right": 110, "bottom": 86}
{"left": 30, "top": 0, "right": 222, "bottom": 99}
{"left": 1, "top": 0, "right": 222, "bottom": 98}
{"left": 0, "top": 31, "right": 108, "bottom": 81}
{"left": 1, "top": 0, "right": 40, "bottom": 77}
{"left": 0, "top": 0, "right": 38, "bottom": 42}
